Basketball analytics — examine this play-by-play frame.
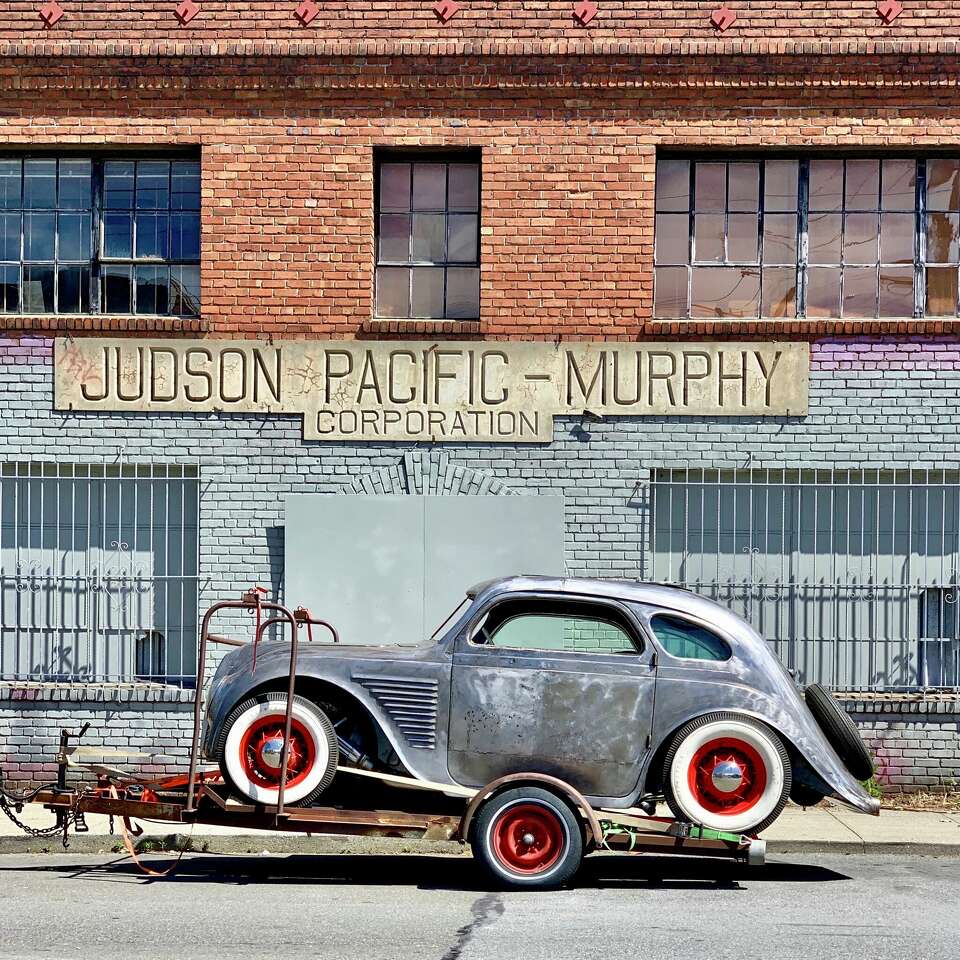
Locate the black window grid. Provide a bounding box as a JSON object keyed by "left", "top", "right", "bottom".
{"left": 0, "top": 156, "right": 200, "bottom": 318}
{"left": 0, "top": 159, "right": 94, "bottom": 315}
{"left": 374, "top": 154, "right": 481, "bottom": 320}
{"left": 653, "top": 156, "right": 957, "bottom": 321}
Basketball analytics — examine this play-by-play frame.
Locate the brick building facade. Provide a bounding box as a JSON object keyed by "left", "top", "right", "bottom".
{"left": 1, "top": 2, "right": 959, "bottom": 793}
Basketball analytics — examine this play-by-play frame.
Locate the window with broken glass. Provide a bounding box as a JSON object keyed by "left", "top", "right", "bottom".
{"left": 0, "top": 156, "right": 200, "bottom": 317}
{"left": 375, "top": 155, "right": 480, "bottom": 320}
{"left": 654, "top": 157, "right": 960, "bottom": 320}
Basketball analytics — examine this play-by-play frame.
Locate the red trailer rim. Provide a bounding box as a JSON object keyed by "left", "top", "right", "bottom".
{"left": 491, "top": 802, "right": 566, "bottom": 875}
{"left": 687, "top": 736, "right": 768, "bottom": 815}
{"left": 238, "top": 714, "right": 316, "bottom": 790}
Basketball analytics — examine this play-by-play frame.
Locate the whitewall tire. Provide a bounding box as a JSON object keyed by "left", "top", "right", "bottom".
{"left": 662, "top": 713, "right": 791, "bottom": 835}
{"left": 216, "top": 692, "right": 338, "bottom": 806}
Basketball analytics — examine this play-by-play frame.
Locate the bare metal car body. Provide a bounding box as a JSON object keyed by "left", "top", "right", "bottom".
{"left": 201, "top": 576, "right": 879, "bottom": 815}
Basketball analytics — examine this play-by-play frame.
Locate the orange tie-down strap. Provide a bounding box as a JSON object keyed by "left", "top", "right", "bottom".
{"left": 108, "top": 785, "right": 191, "bottom": 878}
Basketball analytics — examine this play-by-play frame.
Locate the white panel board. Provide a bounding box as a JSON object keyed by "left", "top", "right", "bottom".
{"left": 284, "top": 495, "right": 565, "bottom": 646}
{"left": 423, "top": 496, "right": 566, "bottom": 635}
{"left": 285, "top": 495, "right": 423, "bottom": 646}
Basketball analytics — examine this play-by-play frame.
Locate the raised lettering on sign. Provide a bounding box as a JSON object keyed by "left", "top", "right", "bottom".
{"left": 55, "top": 339, "right": 809, "bottom": 443}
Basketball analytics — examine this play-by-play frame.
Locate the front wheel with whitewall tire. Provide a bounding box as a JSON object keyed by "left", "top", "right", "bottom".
{"left": 662, "top": 712, "right": 792, "bottom": 835}
{"left": 471, "top": 786, "right": 584, "bottom": 890}
{"left": 215, "top": 692, "right": 339, "bottom": 806}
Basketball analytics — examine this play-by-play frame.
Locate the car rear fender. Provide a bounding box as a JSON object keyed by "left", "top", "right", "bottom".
{"left": 651, "top": 693, "right": 879, "bottom": 815}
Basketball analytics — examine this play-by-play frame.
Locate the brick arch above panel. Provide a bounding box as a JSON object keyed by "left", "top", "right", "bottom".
{"left": 349, "top": 452, "right": 519, "bottom": 496}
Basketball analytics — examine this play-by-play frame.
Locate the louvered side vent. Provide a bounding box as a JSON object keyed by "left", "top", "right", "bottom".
{"left": 354, "top": 675, "right": 439, "bottom": 749}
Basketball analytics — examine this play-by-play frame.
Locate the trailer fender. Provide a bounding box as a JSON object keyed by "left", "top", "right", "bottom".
{"left": 458, "top": 772, "right": 604, "bottom": 848}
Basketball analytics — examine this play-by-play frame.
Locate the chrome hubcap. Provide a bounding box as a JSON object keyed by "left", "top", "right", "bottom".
{"left": 710, "top": 759, "right": 745, "bottom": 794}
{"left": 260, "top": 737, "right": 285, "bottom": 770}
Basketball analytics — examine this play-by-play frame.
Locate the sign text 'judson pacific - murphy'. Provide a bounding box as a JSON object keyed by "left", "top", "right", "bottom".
{"left": 55, "top": 339, "right": 809, "bottom": 442}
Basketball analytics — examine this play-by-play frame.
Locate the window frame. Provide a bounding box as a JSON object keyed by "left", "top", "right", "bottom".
{"left": 373, "top": 149, "right": 481, "bottom": 321}
{"left": 0, "top": 151, "right": 201, "bottom": 318}
{"left": 465, "top": 595, "right": 645, "bottom": 656}
{"left": 645, "top": 611, "right": 733, "bottom": 663}
{"left": 653, "top": 154, "right": 954, "bottom": 321}
{"left": 97, "top": 156, "right": 202, "bottom": 317}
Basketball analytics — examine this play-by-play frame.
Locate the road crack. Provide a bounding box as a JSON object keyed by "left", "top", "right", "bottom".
{"left": 440, "top": 893, "right": 505, "bottom": 960}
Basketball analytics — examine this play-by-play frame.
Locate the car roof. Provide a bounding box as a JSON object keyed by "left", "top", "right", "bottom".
{"left": 467, "top": 574, "right": 694, "bottom": 605}
{"left": 465, "top": 575, "right": 754, "bottom": 638}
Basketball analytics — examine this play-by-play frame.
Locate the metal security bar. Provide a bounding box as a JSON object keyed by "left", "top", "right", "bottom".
{"left": 649, "top": 467, "right": 960, "bottom": 691}
{"left": 0, "top": 460, "right": 200, "bottom": 686}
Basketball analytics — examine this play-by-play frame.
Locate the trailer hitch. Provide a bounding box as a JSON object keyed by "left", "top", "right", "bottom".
{"left": 0, "top": 774, "right": 87, "bottom": 847}
{"left": 55, "top": 722, "right": 91, "bottom": 791}
{"left": 0, "top": 721, "right": 93, "bottom": 847}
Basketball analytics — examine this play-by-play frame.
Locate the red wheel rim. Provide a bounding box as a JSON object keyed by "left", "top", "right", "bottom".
{"left": 238, "top": 714, "right": 316, "bottom": 790}
{"left": 490, "top": 802, "right": 566, "bottom": 875}
{"left": 688, "top": 737, "right": 768, "bottom": 816}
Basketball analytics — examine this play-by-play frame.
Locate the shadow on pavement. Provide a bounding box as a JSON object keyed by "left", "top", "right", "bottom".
{"left": 0, "top": 852, "right": 851, "bottom": 891}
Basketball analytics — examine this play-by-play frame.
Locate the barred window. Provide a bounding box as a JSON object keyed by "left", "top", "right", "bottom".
{"left": 375, "top": 154, "right": 480, "bottom": 320}
{"left": 650, "top": 467, "right": 960, "bottom": 690}
{"left": 0, "top": 461, "right": 200, "bottom": 685}
{"left": 653, "top": 156, "right": 960, "bottom": 320}
{"left": 0, "top": 156, "right": 200, "bottom": 318}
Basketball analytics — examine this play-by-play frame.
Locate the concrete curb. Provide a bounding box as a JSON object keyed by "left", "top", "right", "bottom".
{"left": 2, "top": 833, "right": 959, "bottom": 858}
{"left": 766, "top": 840, "right": 960, "bottom": 857}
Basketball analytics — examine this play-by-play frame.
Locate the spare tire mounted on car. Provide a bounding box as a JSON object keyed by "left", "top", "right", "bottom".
{"left": 804, "top": 683, "right": 873, "bottom": 782}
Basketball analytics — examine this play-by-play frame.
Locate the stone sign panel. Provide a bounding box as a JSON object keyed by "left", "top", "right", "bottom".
{"left": 54, "top": 338, "right": 809, "bottom": 442}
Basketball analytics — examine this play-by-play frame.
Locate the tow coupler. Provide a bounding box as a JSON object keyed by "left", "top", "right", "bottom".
{"left": 0, "top": 723, "right": 93, "bottom": 848}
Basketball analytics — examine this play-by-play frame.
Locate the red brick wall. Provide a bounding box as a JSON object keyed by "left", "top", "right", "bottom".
{"left": 2, "top": 13, "right": 960, "bottom": 339}
{"left": 3, "top": 1, "right": 960, "bottom": 44}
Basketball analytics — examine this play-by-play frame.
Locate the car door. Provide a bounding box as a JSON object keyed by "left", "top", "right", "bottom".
{"left": 446, "top": 595, "right": 657, "bottom": 800}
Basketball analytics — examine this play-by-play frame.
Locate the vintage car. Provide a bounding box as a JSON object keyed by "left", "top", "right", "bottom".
{"left": 201, "top": 576, "right": 878, "bottom": 871}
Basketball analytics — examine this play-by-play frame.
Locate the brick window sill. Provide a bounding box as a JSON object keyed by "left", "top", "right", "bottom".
{"left": 361, "top": 318, "right": 481, "bottom": 337}
{"left": 0, "top": 681, "right": 196, "bottom": 705}
{"left": 643, "top": 318, "right": 960, "bottom": 338}
{"left": 836, "top": 691, "right": 960, "bottom": 716}
{"left": 0, "top": 315, "right": 210, "bottom": 335}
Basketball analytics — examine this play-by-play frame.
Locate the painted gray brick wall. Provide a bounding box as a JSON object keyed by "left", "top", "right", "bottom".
{"left": 1, "top": 338, "right": 960, "bottom": 792}
{"left": 0, "top": 700, "right": 194, "bottom": 788}
{"left": 851, "top": 712, "right": 960, "bottom": 791}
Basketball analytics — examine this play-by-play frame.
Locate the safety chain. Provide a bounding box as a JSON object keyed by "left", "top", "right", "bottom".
{"left": 0, "top": 781, "right": 88, "bottom": 848}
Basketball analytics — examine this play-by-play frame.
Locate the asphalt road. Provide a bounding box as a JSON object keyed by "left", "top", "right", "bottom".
{"left": 1, "top": 851, "right": 957, "bottom": 960}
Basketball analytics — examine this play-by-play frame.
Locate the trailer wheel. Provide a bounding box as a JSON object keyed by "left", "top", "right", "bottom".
{"left": 663, "top": 712, "right": 791, "bottom": 835}
{"left": 216, "top": 692, "right": 338, "bottom": 806}
{"left": 471, "top": 786, "right": 583, "bottom": 890}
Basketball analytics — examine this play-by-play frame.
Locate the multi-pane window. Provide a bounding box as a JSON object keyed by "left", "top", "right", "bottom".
{"left": 101, "top": 160, "right": 201, "bottom": 316}
{"left": 925, "top": 160, "right": 960, "bottom": 316}
{"left": 654, "top": 156, "right": 960, "bottom": 320}
{"left": 0, "top": 156, "right": 200, "bottom": 317}
{"left": 805, "top": 159, "right": 915, "bottom": 319}
{"left": 375, "top": 155, "right": 480, "bottom": 320}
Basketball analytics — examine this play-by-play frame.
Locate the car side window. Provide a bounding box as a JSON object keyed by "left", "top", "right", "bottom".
{"left": 650, "top": 614, "right": 731, "bottom": 661}
{"left": 483, "top": 612, "right": 638, "bottom": 654}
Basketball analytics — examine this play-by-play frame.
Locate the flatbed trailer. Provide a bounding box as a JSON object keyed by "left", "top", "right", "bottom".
{"left": 0, "top": 588, "right": 766, "bottom": 887}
